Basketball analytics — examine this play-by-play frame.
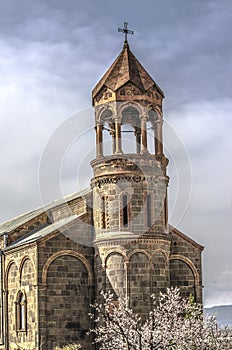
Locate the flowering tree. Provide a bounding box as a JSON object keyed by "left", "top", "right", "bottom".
{"left": 90, "top": 288, "right": 232, "bottom": 350}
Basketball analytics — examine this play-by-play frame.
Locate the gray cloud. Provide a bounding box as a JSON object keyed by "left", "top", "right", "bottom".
{"left": 0, "top": 0, "right": 231, "bottom": 306}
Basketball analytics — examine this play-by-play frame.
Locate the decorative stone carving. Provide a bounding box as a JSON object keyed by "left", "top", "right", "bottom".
{"left": 94, "top": 88, "right": 116, "bottom": 106}
{"left": 125, "top": 84, "right": 134, "bottom": 96}
{"left": 93, "top": 174, "right": 158, "bottom": 188}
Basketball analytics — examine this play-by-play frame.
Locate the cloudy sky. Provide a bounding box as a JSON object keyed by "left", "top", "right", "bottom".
{"left": 0, "top": 0, "right": 232, "bottom": 307}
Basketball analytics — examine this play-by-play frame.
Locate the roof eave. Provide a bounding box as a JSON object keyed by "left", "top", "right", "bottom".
{"left": 169, "top": 224, "right": 204, "bottom": 251}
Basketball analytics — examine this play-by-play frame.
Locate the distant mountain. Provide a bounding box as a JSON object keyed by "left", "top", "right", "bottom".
{"left": 204, "top": 305, "right": 232, "bottom": 328}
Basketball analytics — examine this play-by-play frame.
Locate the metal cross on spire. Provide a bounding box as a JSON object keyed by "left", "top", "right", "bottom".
{"left": 118, "top": 22, "right": 134, "bottom": 43}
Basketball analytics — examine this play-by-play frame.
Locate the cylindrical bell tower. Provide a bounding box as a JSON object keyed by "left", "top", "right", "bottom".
{"left": 91, "top": 41, "right": 171, "bottom": 315}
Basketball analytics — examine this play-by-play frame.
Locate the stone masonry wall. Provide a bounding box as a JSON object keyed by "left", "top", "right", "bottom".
{"left": 93, "top": 173, "right": 167, "bottom": 236}
{"left": 37, "top": 225, "right": 94, "bottom": 350}
{"left": 4, "top": 246, "right": 37, "bottom": 350}
{"left": 95, "top": 237, "right": 171, "bottom": 317}
{"left": 170, "top": 229, "right": 203, "bottom": 303}
{"left": 45, "top": 255, "right": 91, "bottom": 349}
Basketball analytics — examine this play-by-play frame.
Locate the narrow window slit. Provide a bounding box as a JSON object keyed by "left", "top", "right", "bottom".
{"left": 147, "top": 194, "right": 152, "bottom": 228}
{"left": 122, "top": 195, "right": 128, "bottom": 227}
{"left": 102, "top": 197, "right": 106, "bottom": 229}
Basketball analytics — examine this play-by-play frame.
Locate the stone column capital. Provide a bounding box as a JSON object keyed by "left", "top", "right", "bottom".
{"left": 155, "top": 119, "right": 163, "bottom": 126}
{"left": 115, "top": 119, "right": 122, "bottom": 154}
{"left": 141, "top": 116, "right": 148, "bottom": 154}
{"left": 115, "top": 115, "right": 122, "bottom": 121}
{"left": 96, "top": 123, "right": 103, "bottom": 157}
{"left": 141, "top": 114, "right": 147, "bottom": 121}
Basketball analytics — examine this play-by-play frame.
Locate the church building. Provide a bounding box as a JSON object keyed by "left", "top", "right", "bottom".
{"left": 0, "top": 32, "right": 203, "bottom": 350}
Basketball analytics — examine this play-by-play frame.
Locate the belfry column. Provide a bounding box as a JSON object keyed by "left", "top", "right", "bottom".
{"left": 96, "top": 124, "right": 103, "bottom": 157}
{"left": 155, "top": 119, "right": 164, "bottom": 155}
{"left": 115, "top": 117, "right": 122, "bottom": 154}
{"left": 141, "top": 116, "right": 148, "bottom": 153}
{"left": 135, "top": 128, "right": 141, "bottom": 154}
{"left": 110, "top": 129, "right": 116, "bottom": 154}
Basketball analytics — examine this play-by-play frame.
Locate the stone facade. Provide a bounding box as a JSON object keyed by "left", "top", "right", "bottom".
{"left": 0, "top": 40, "right": 203, "bottom": 350}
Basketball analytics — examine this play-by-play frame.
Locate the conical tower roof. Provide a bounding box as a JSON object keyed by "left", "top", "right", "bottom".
{"left": 92, "top": 42, "right": 164, "bottom": 99}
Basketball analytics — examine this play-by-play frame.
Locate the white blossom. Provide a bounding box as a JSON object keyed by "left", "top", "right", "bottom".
{"left": 89, "top": 288, "right": 232, "bottom": 350}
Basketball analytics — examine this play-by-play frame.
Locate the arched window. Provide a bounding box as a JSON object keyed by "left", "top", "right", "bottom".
{"left": 121, "top": 124, "right": 137, "bottom": 153}
{"left": 101, "top": 196, "right": 107, "bottom": 229}
{"left": 164, "top": 197, "right": 168, "bottom": 227}
{"left": 122, "top": 106, "right": 140, "bottom": 121}
{"left": 148, "top": 109, "right": 158, "bottom": 154}
{"left": 100, "top": 109, "right": 113, "bottom": 156}
{"left": 147, "top": 120, "right": 155, "bottom": 154}
{"left": 146, "top": 194, "right": 152, "bottom": 228}
{"left": 121, "top": 106, "right": 140, "bottom": 154}
{"left": 122, "top": 195, "right": 128, "bottom": 228}
{"left": 102, "top": 122, "right": 113, "bottom": 156}
{"left": 16, "top": 291, "right": 27, "bottom": 332}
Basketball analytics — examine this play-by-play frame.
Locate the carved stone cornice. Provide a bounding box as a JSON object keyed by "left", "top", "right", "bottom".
{"left": 91, "top": 172, "right": 168, "bottom": 189}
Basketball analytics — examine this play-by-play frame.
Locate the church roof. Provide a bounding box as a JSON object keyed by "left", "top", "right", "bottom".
{"left": 92, "top": 42, "right": 164, "bottom": 98}
{"left": 4, "top": 215, "right": 79, "bottom": 250}
{"left": 0, "top": 187, "right": 91, "bottom": 236}
{"left": 169, "top": 225, "right": 204, "bottom": 251}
